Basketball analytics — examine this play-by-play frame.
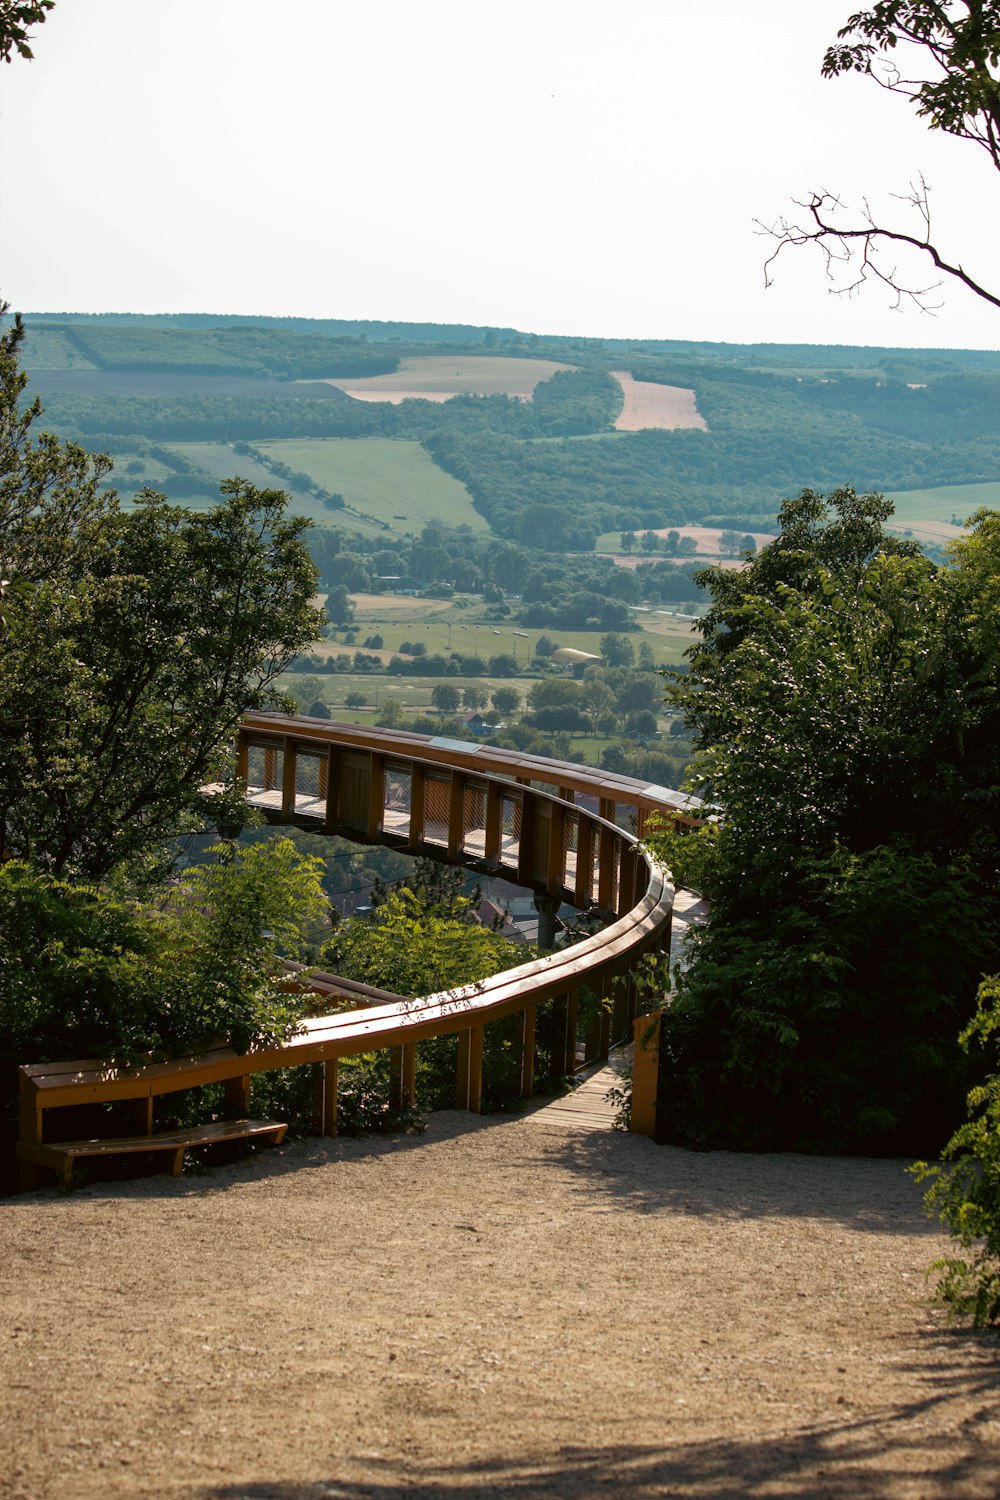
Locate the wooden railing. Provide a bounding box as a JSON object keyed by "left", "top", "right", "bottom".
{"left": 233, "top": 713, "right": 684, "bottom": 1116}
{"left": 17, "top": 718, "right": 686, "bottom": 1187}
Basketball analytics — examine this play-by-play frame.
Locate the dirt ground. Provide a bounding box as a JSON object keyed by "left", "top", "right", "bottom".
{"left": 3, "top": 1108, "right": 999, "bottom": 1500}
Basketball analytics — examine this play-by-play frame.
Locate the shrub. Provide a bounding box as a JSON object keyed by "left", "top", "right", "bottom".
{"left": 912, "top": 976, "right": 1000, "bottom": 1326}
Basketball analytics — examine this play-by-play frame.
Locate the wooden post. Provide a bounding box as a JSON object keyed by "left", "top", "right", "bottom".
{"left": 598, "top": 825, "right": 617, "bottom": 910}
{"left": 630, "top": 1009, "right": 662, "bottom": 1137}
{"left": 324, "top": 749, "right": 341, "bottom": 833}
{"left": 546, "top": 799, "right": 566, "bottom": 895}
{"left": 367, "top": 752, "right": 385, "bottom": 838}
{"left": 402, "top": 1041, "right": 417, "bottom": 1107}
{"left": 222, "top": 1074, "right": 250, "bottom": 1118}
{"left": 519, "top": 1006, "right": 536, "bottom": 1098}
{"left": 448, "top": 771, "right": 466, "bottom": 859}
{"left": 484, "top": 781, "right": 502, "bottom": 863}
{"left": 388, "top": 1044, "right": 416, "bottom": 1110}
{"left": 468, "top": 1024, "right": 483, "bottom": 1114}
{"left": 456, "top": 1028, "right": 471, "bottom": 1110}
{"left": 281, "top": 741, "right": 297, "bottom": 821}
{"left": 575, "top": 816, "right": 594, "bottom": 907}
{"left": 408, "top": 764, "right": 426, "bottom": 849}
{"left": 235, "top": 733, "right": 249, "bottom": 784}
{"left": 456, "top": 1025, "right": 484, "bottom": 1113}
{"left": 263, "top": 746, "right": 279, "bottom": 792}
{"left": 126, "top": 1096, "right": 154, "bottom": 1135}
{"left": 322, "top": 1059, "right": 339, "bottom": 1137}
{"left": 565, "top": 988, "right": 579, "bottom": 1075}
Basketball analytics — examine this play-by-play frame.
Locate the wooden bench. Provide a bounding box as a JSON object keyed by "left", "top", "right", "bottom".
{"left": 16, "top": 1118, "right": 287, "bottom": 1188}
{"left": 17, "top": 1050, "right": 287, "bottom": 1191}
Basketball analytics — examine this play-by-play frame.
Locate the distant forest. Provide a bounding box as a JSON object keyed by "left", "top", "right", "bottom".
{"left": 15, "top": 311, "right": 1000, "bottom": 553}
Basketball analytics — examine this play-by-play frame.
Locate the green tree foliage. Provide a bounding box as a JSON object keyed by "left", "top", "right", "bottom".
{"left": 0, "top": 0, "right": 52, "bottom": 63}
{"left": 0, "top": 837, "right": 327, "bottom": 1088}
{"left": 913, "top": 974, "right": 1000, "bottom": 1326}
{"left": 326, "top": 887, "right": 524, "bottom": 998}
{"left": 0, "top": 315, "right": 321, "bottom": 880}
{"left": 430, "top": 682, "right": 461, "bottom": 714}
{"left": 490, "top": 686, "right": 521, "bottom": 717}
{"left": 653, "top": 488, "right": 1000, "bottom": 1154}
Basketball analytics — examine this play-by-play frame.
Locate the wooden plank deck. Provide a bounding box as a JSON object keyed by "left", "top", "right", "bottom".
{"left": 533, "top": 888, "right": 709, "bottom": 1132}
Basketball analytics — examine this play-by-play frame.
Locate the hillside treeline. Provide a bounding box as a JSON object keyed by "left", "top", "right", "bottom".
{"left": 308, "top": 519, "right": 703, "bottom": 609}
{"left": 19, "top": 312, "right": 1000, "bottom": 551}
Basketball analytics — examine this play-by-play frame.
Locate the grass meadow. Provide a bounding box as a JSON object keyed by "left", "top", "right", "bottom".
{"left": 320, "top": 593, "right": 696, "bottom": 669}
{"left": 253, "top": 438, "right": 485, "bottom": 535}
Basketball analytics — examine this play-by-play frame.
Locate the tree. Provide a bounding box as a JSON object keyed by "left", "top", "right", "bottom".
{"left": 599, "top": 631, "right": 635, "bottom": 667}
{"left": 0, "top": 1, "right": 53, "bottom": 63}
{"left": 461, "top": 684, "right": 487, "bottom": 711}
{"left": 344, "top": 690, "right": 367, "bottom": 710}
{"left": 431, "top": 683, "right": 461, "bottom": 714}
{"left": 0, "top": 313, "right": 321, "bottom": 880}
{"left": 652, "top": 488, "right": 1000, "bottom": 1154}
{"left": 0, "top": 836, "right": 328, "bottom": 1072}
{"left": 527, "top": 677, "right": 582, "bottom": 712}
{"left": 763, "top": 3, "right": 1000, "bottom": 312}
{"left": 325, "top": 886, "right": 523, "bottom": 998}
{"left": 490, "top": 686, "right": 521, "bottom": 718}
{"left": 913, "top": 973, "right": 1000, "bottom": 1326}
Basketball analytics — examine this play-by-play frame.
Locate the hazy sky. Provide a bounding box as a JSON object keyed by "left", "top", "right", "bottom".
{"left": 2, "top": 0, "right": 999, "bottom": 348}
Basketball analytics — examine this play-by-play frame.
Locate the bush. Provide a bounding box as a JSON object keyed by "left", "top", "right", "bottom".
{"left": 912, "top": 976, "right": 1000, "bottom": 1326}
{"left": 654, "top": 844, "right": 991, "bottom": 1155}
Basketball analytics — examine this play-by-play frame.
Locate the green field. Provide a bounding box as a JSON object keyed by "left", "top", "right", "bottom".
{"left": 332, "top": 593, "right": 693, "bottom": 668}
{"left": 884, "top": 480, "right": 1000, "bottom": 525}
{"left": 253, "top": 438, "right": 485, "bottom": 535}
{"left": 168, "top": 442, "right": 329, "bottom": 519}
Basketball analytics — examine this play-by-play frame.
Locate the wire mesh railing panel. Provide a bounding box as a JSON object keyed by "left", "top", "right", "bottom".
{"left": 615, "top": 802, "right": 639, "bottom": 837}
{"left": 563, "top": 812, "right": 579, "bottom": 890}
{"left": 424, "top": 775, "right": 450, "bottom": 847}
{"left": 462, "top": 782, "right": 487, "bottom": 859}
{"left": 499, "top": 794, "right": 520, "bottom": 869}
{"left": 244, "top": 744, "right": 282, "bottom": 809}
{"left": 294, "top": 754, "right": 326, "bottom": 816}
{"left": 383, "top": 764, "right": 411, "bottom": 840}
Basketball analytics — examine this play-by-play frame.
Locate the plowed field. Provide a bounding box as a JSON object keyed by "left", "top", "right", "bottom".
{"left": 612, "top": 371, "right": 708, "bottom": 431}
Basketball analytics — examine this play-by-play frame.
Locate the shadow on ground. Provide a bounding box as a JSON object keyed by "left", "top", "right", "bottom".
{"left": 6, "top": 1106, "right": 947, "bottom": 1238}
{"left": 193, "top": 1340, "right": 1000, "bottom": 1497}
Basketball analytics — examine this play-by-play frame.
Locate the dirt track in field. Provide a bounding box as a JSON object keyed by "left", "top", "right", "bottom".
{"left": 2, "top": 1108, "right": 999, "bottom": 1500}
{"left": 612, "top": 372, "right": 708, "bottom": 431}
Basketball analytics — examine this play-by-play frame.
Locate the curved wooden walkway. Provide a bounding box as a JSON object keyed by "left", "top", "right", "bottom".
{"left": 17, "top": 718, "right": 700, "bottom": 1187}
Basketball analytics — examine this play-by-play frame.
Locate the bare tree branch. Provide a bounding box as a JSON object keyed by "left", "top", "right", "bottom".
{"left": 770, "top": 3, "right": 1000, "bottom": 313}
{"left": 759, "top": 177, "right": 1000, "bottom": 314}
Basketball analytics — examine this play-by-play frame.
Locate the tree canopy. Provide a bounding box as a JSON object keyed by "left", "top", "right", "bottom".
{"left": 1, "top": 311, "right": 321, "bottom": 880}
{"left": 651, "top": 489, "right": 1000, "bottom": 1154}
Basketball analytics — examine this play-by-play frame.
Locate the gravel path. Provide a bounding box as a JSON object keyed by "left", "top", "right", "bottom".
{"left": 2, "top": 1106, "right": 999, "bottom": 1500}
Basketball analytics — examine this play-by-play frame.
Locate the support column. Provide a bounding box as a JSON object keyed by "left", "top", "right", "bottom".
{"left": 222, "top": 1074, "right": 250, "bottom": 1119}
{"left": 630, "top": 1010, "right": 663, "bottom": 1138}
{"left": 533, "top": 892, "right": 559, "bottom": 950}
{"left": 389, "top": 1043, "right": 417, "bottom": 1111}
{"left": 519, "top": 1006, "right": 536, "bottom": 1098}
{"left": 322, "top": 1059, "right": 339, "bottom": 1137}
{"left": 281, "top": 741, "right": 297, "bottom": 820}
{"left": 409, "top": 764, "right": 426, "bottom": 849}
{"left": 455, "top": 1025, "right": 484, "bottom": 1113}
